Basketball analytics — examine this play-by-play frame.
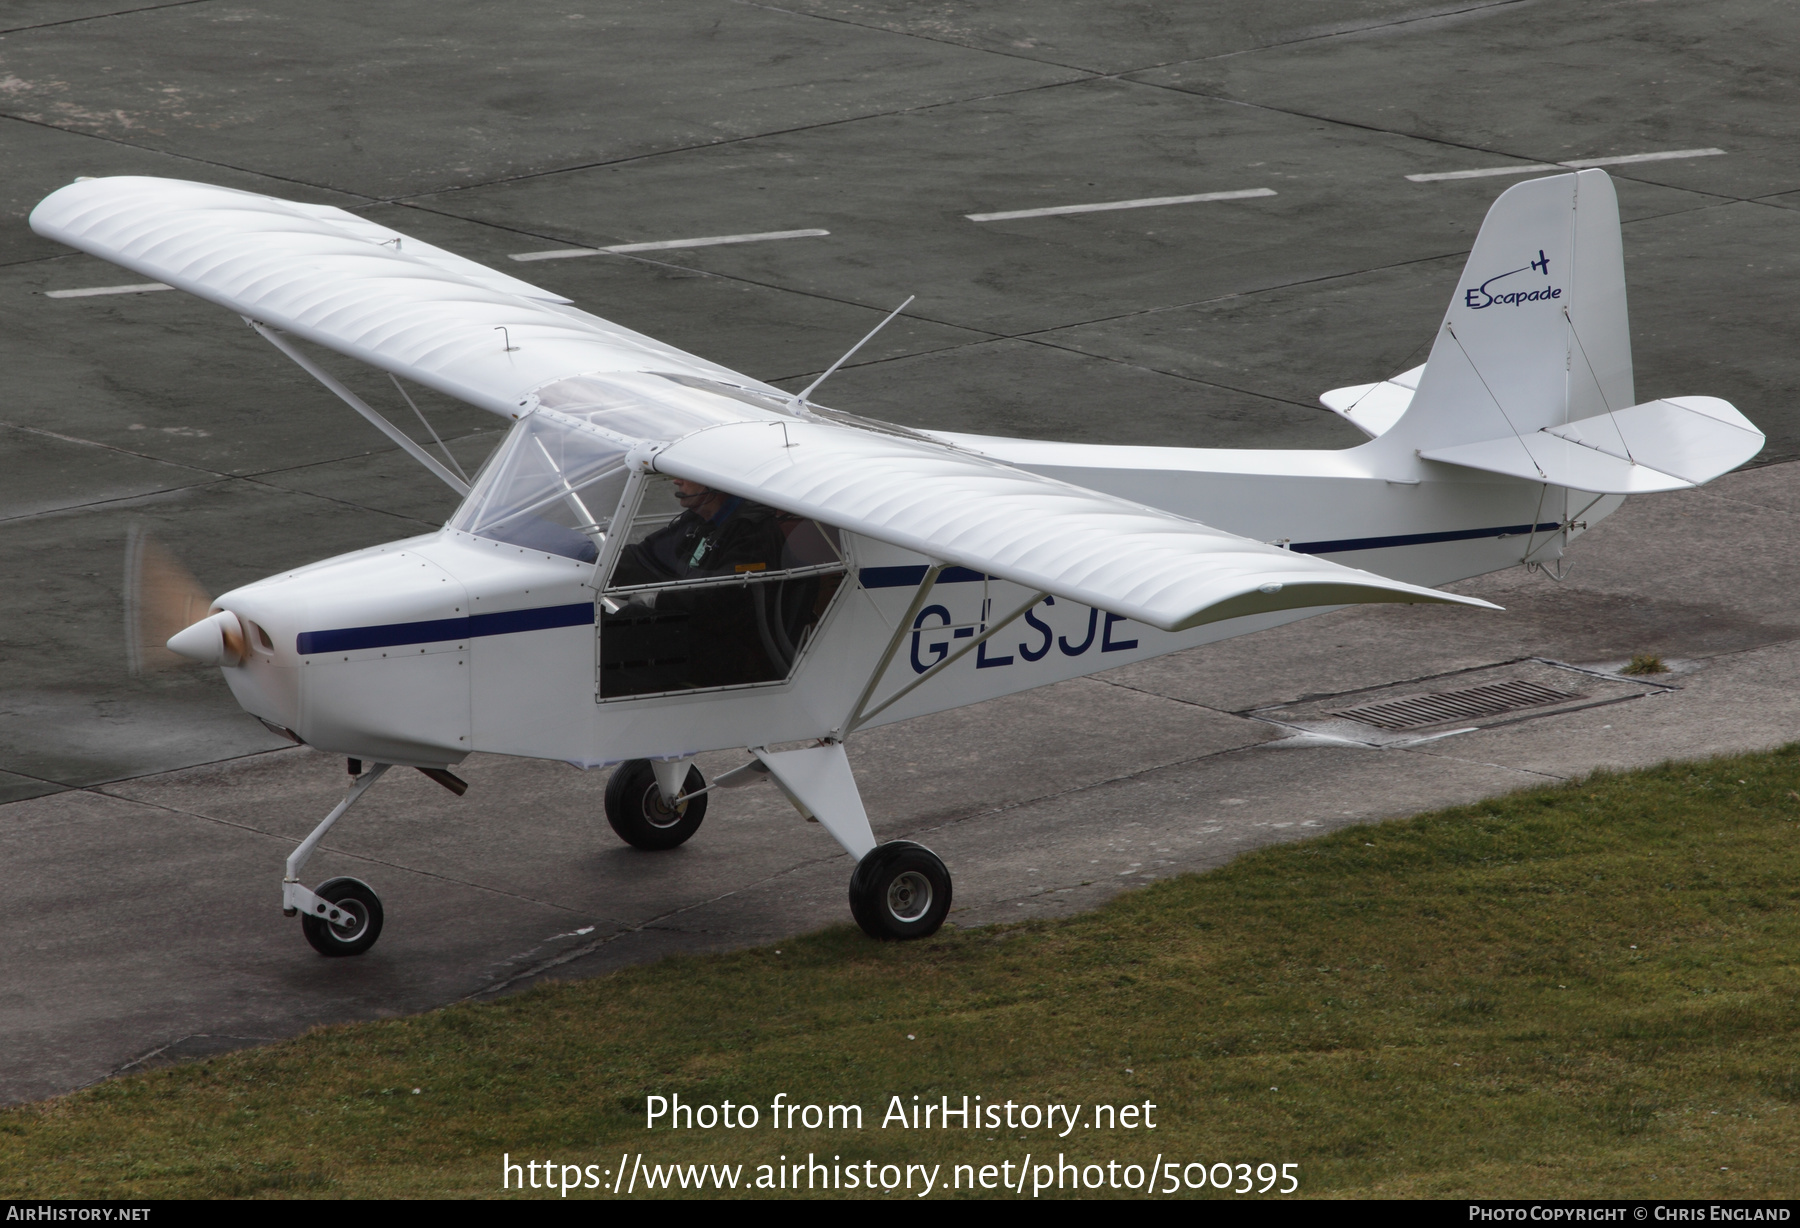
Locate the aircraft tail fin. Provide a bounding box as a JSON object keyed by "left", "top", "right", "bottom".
{"left": 1381, "top": 169, "right": 1633, "bottom": 457}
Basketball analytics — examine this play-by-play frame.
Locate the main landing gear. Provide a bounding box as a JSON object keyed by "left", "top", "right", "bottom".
{"left": 849, "top": 841, "right": 952, "bottom": 940}
{"left": 604, "top": 744, "right": 953, "bottom": 941}
{"left": 604, "top": 758, "right": 708, "bottom": 849}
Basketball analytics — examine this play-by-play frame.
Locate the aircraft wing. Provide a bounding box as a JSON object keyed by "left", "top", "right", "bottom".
{"left": 28, "top": 176, "right": 769, "bottom": 418}
{"left": 651, "top": 418, "right": 1498, "bottom": 633}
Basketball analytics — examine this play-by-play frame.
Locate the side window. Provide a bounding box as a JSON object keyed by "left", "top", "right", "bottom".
{"left": 596, "top": 476, "right": 846, "bottom": 699}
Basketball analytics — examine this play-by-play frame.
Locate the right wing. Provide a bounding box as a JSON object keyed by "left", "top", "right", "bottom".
{"left": 649, "top": 415, "right": 1499, "bottom": 633}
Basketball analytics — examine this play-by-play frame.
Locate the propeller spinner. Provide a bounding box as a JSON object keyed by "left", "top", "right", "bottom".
{"left": 124, "top": 524, "right": 243, "bottom": 672}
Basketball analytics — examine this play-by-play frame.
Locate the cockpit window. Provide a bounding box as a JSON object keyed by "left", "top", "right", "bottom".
{"left": 597, "top": 475, "right": 846, "bottom": 699}
{"left": 449, "top": 414, "right": 630, "bottom": 562}
{"left": 448, "top": 388, "right": 852, "bottom": 696}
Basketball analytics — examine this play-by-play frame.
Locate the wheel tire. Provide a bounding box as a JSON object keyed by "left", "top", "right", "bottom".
{"left": 848, "top": 841, "right": 952, "bottom": 940}
{"left": 604, "top": 759, "right": 708, "bottom": 850}
{"left": 299, "top": 877, "right": 384, "bottom": 957}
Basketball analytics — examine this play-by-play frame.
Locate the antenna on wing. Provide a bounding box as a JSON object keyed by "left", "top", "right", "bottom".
{"left": 789, "top": 295, "right": 914, "bottom": 411}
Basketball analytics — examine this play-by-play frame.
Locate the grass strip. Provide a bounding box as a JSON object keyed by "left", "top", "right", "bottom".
{"left": 4, "top": 747, "right": 1799, "bottom": 1199}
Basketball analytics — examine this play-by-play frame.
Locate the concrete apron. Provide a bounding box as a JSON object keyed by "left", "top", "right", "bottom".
{"left": 5, "top": 457, "right": 1798, "bottom": 1106}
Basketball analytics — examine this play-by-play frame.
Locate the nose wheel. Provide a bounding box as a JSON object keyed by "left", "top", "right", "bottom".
{"left": 299, "top": 876, "right": 385, "bottom": 956}
{"left": 849, "top": 841, "right": 952, "bottom": 939}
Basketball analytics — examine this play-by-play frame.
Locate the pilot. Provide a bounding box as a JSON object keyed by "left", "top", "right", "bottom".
{"left": 609, "top": 479, "right": 785, "bottom": 586}
{"left": 604, "top": 479, "right": 790, "bottom": 692}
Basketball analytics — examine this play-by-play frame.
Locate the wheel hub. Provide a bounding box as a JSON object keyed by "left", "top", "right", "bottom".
{"left": 328, "top": 899, "right": 368, "bottom": 941}
{"left": 641, "top": 785, "right": 685, "bottom": 829}
{"left": 886, "top": 870, "right": 932, "bottom": 922}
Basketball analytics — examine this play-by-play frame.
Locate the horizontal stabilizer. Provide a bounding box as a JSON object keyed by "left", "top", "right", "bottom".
{"left": 1420, "top": 396, "right": 1763, "bottom": 493}
{"left": 1319, "top": 365, "right": 1422, "bottom": 438}
{"left": 650, "top": 417, "right": 1500, "bottom": 633}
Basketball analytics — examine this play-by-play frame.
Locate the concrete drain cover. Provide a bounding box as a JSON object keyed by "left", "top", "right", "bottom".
{"left": 1331, "top": 679, "right": 1580, "bottom": 730}
{"left": 1247, "top": 658, "right": 1674, "bottom": 748}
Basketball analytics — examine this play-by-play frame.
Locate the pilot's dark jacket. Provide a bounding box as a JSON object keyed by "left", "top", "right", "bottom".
{"left": 610, "top": 496, "right": 785, "bottom": 587}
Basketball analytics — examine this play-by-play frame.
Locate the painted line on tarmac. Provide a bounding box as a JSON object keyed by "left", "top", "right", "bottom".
{"left": 510, "top": 228, "right": 830, "bottom": 262}
{"left": 45, "top": 282, "right": 173, "bottom": 298}
{"left": 1406, "top": 147, "right": 1725, "bottom": 182}
{"left": 967, "top": 187, "right": 1276, "bottom": 222}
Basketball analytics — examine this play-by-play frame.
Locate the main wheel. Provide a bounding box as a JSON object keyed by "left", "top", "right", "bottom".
{"left": 299, "top": 877, "right": 384, "bottom": 956}
{"left": 604, "top": 759, "right": 708, "bottom": 850}
{"left": 849, "top": 841, "right": 952, "bottom": 940}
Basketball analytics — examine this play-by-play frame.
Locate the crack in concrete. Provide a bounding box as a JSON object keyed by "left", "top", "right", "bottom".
{"left": 734, "top": 0, "right": 1532, "bottom": 80}
{"left": 0, "top": 111, "right": 380, "bottom": 203}
{"left": 1194, "top": 0, "right": 1535, "bottom": 64}
{"left": 459, "top": 845, "right": 854, "bottom": 1000}
{"left": 108, "top": 1031, "right": 276, "bottom": 1080}
{"left": 0, "top": 0, "right": 216, "bottom": 36}
{"left": 1123, "top": 75, "right": 1757, "bottom": 209}
{"left": 386, "top": 73, "right": 1099, "bottom": 206}
{"left": 0, "top": 419, "right": 470, "bottom": 529}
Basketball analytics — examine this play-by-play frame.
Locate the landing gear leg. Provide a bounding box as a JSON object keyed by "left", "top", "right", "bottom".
{"left": 753, "top": 742, "right": 952, "bottom": 940}
{"left": 285, "top": 763, "right": 389, "bottom": 956}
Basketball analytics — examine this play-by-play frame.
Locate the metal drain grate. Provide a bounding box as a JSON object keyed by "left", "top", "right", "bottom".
{"left": 1332, "top": 679, "right": 1581, "bottom": 730}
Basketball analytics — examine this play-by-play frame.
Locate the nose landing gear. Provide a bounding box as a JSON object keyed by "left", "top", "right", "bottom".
{"left": 299, "top": 876, "right": 384, "bottom": 955}
{"left": 283, "top": 762, "right": 393, "bottom": 956}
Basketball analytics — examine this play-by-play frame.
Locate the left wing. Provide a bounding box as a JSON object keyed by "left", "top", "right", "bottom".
{"left": 29, "top": 176, "right": 768, "bottom": 418}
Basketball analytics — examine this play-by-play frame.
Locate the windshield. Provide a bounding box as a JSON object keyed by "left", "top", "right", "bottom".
{"left": 448, "top": 371, "right": 800, "bottom": 563}
{"left": 449, "top": 414, "right": 631, "bottom": 562}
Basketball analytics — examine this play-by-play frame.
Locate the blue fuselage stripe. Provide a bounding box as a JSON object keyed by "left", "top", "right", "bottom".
{"left": 1290, "top": 522, "right": 1561, "bottom": 555}
{"left": 298, "top": 522, "right": 1561, "bottom": 653}
{"left": 296, "top": 602, "right": 594, "bottom": 655}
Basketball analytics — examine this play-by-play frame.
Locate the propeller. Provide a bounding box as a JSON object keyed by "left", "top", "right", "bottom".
{"left": 123, "top": 524, "right": 243, "bottom": 674}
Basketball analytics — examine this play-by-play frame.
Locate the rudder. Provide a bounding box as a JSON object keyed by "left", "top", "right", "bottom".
{"left": 1379, "top": 169, "right": 1633, "bottom": 456}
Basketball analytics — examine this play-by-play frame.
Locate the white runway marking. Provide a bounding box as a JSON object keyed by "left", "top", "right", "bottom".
{"left": 1407, "top": 148, "right": 1726, "bottom": 182}
{"left": 46, "top": 282, "right": 173, "bottom": 298}
{"left": 966, "top": 187, "right": 1276, "bottom": 222}
{"left": 510, "top": 228, "right": 829, "bottom": 262}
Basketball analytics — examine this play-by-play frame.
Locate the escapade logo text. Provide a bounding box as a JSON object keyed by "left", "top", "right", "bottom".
{"left": 1463, "top": 249, "right": 1561, "bottom": 309}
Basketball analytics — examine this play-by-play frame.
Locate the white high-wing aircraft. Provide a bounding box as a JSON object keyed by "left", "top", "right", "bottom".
{"left": 30, "top": 170, "right": 1762, "bottom": 954}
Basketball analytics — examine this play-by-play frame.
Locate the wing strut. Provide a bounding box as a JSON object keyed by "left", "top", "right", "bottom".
{"left": 247, "top": 319, "right": 471, "bottom": 496}
{"left": 833, "top": 565, "right": 1049, "bottom": 738}
{"left": 835, "top": 562, "right": 945, "bottom": 739}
